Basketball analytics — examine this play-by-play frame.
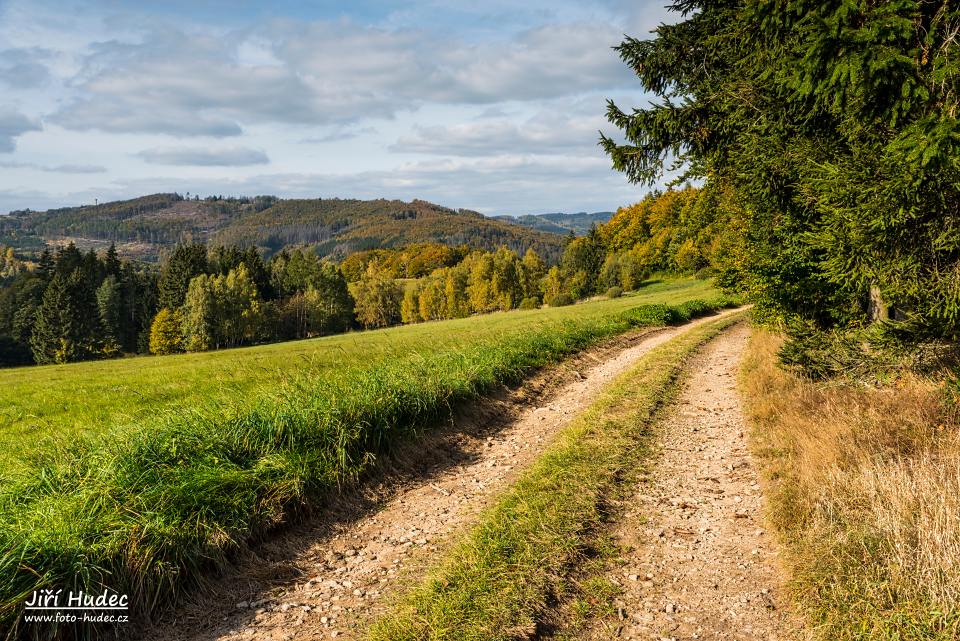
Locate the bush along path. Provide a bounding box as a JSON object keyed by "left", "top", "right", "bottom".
{"left": 368, "top": 311, "right": 757, "bottom": 641}
{"left": 140, "top": 307, "right": 747, "bottom": 641}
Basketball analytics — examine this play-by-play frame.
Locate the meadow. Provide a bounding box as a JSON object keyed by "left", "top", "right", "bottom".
{"left": 0, "top": 278, "right": 717, "bottom": 474}
{"left": 0, "top": 277, "right": 728, "bottom": 635}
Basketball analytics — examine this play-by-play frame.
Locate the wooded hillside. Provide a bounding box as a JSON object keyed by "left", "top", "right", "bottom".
{"left": 1, "top": 195, "right": 567, "bottom": 263}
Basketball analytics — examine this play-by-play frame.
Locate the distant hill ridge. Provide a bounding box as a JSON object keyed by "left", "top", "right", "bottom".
{"left": 0, "top": 193, "right": 569, "bottom": 263}
{"left": 492, "top": 211, "right": 613, "bottom": 235}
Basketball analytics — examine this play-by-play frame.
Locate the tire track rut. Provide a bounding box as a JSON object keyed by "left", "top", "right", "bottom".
{"left": 574, "top": 324, "right": 804, "bottom": 641}
{"left": 145, "top": 309, "right": 745, "bottom": 641}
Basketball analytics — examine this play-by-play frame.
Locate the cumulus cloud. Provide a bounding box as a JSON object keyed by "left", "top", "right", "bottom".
{"left": 0, "top": 108, "right": 41, "bottom": 152}
{"left": 49, "top": 17, "right": 633, "bottom": 137}
{"left": 50, "top": 31, "right": 315, "bottom": 137}
{"left": 437, "top": 23, "right": 633, "bottom": 102}
{"left": 136, "top": 146, "right": 270, "bottom": 166}
{"left": 392, "top": 109, "right": 607, "bottom": 156}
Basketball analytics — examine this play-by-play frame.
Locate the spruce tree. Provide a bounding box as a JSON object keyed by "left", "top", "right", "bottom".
{"left": 30, "top": 273, "right": 77, "bottom": 364}
{"left": 96, "top": 275, "right": 122, "bottom": 355}
{"left": 66, "top": 268, "right": 102, "bottom": 358}
{"left": 104, "top": 243, "right": 121, "bottom": 278}
{"left": 37, "top": 249, "right": 53, "bottom": 282}
{"left": 158, "top": 243, "right": 208, "bottom": 309}
{"left": 602, "top": 0, "right": 960, "bottom": 337}
{"left": 54, "top": 242, "right": 82, "bottom": 277}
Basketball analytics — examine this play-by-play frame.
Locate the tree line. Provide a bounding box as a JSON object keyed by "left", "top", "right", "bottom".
{"left": 0, "top": 186, "right": 732, "bottom": 367}
{"left": 0, "top": 243, "right": 157, "bottom": 365}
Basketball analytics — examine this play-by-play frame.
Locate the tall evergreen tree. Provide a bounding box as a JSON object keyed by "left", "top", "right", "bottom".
{"left": 37, "top": 249, "right": 53, "bottom": 282}
{"left": 30, "top": 273, "right": 77, "bottom": 364}
{"left": 158, "top": 243, "right": 208, "bottom": 309}
{"left": 54, "top": 242, "right": 83, "bottom": 277}
{"left": 66, "top": 268, "right": 102, "bottom": 357}
{"left": 103, "top": 243, "right": 121, "bottom": 278}
{"left": 602, "top": 0, "right": 960, "bottom": 337}
{"left": 96, "top": 275, "right": 122, "bottom": 355}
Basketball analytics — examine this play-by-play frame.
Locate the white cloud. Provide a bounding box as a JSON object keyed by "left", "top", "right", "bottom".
{"left": 392, "top": 109, "right": 607, "bottom": 156}
{"left": 46, "top": 17, "right": 633, "bottom": 137}
{"left": 136, "top": 146, "right": 270, "bottom": 166}
{"left": 0, "top": 0, "right": 675, "bottom": 214}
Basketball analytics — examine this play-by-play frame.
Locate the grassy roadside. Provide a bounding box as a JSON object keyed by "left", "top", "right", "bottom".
{"left": 0, "top": 296, "right": 737, "bottom": 637}
{"left": 368, "top": 311, "right": 746, "bottom": 641}
{"left": 740, "top": 330, "right": 960, "bottom": 641}
{"left": 0, "top": 278, "right": 719, "bottom": 470}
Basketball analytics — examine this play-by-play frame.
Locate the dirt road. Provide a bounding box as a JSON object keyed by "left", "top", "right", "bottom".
{"left": 576, "top": 324, "right": 803, "bottom": 641}
{"left": 145, "top": 309, "right": 745, "bottom": 641}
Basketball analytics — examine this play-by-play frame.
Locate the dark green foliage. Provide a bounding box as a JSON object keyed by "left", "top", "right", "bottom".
{"left": 29, "top": 273, "right": 78, "bottom": 364}
{"left": 53, "top": 242, "right": 82, "bottom": 277}
{"left": 606, "top": 286, "right": 623, "bottom": 299}
{"left": 518, "top": 296, "right": 540, "bottom": 310}
{"left": 778, "top": 320, "right": 958, "bottom": 382}
{"left": 157, "top": 243, "right": 208, "bottom": 309}
{"left": 96, "top": 276, "right": 122, "bottom": 353}
{"left": 103, "top": 243, "right": 121, "bottom": 278}
{"left": 602, "top": 0, "right": 960, "bottom": 342}
{"left": 0, "top": 336, "right": 31, "bottom": 366}
{"left": 0, "top": 276, "right": 43, "bottom": 364}
{"left": 210, "top": 245, "right": 274, "bottom": 300}
{"left": 547, "top": 293, "right": 574, "bottom": 307}
{"left": 560, "top": 225, "right": 605, "bottom": 296}
{"left": 36, "top": 249, "right": 53, "bottom": 281}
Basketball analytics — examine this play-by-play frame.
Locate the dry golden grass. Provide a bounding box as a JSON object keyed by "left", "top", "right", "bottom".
{"left": 741, "top": 330, "right": 960, "bottom": 640}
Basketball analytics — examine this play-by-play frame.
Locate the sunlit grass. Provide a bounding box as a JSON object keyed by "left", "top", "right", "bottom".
{"left": 0, "top": 278, "right": 727, "bottom": 636}
{"left": 0, "top": 278, "right": 717, "bottom": 472}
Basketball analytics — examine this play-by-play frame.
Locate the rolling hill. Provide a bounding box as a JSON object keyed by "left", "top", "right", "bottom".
{"left": 0, "top": 194, "right": 568, "bottom": 263}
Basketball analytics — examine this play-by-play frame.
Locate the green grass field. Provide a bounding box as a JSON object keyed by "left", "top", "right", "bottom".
{"left": 0, "top": 277, "right": 727, "bottom": 635}
{"left": 0, "top": 278, "right": 717, "bottom": 475}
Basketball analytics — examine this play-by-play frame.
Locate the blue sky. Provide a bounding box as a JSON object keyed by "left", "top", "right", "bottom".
{"left": 0, "top": 0, "right": 673, "bottom": 215}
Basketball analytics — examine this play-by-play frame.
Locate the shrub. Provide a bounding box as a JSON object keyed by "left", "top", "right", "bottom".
{"left": 518, "top": 297, "right": 540, "bottom": 310}
{"left": 606, "top": 286, "right": 623, "bottom": 299}
{"left": 694, "top": 267, "right": 716, "bottom": 281}
{"left": 148, "top": 308, "right": 184, "bottom": 355}
{"left": 546, "top": 293, "right": 574, "bottom": 307}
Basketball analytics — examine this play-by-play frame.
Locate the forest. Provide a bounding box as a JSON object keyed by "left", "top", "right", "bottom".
{"left": 0, "top": 186, "right": 728, "bottom": 367}
{"left": 602, "top": 0, "right": 960, "bottom": 375}
{"left": 0, "top": 195, "right": 566, "bottom": 263}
